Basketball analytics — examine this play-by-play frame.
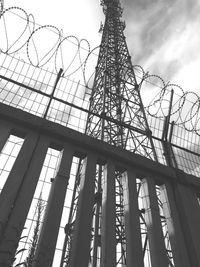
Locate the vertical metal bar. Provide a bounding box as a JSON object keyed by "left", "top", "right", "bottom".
{"left": 92, "top": 165, "right": 102, "bottom": 267}
{"left": 122, "top": 170, "right": 144, "bottom": 267}
{"left": 141, "top": 178, "right": 168, "bottom": 267}
{"left": 69, "top": 154, "right": 97, "bottom": 267}
{"left": 43, "top": 68, "right": 63, "bottom": 119}
{"left": 59, "top": 160, "right": 82, "bottom": 267}
{"left": 0, "top": 134, "right": 49, "bottom": 266}
{"left": 33, "top": 144, "right": 74, "bottom": 267}
{"left": 174, "top": 180, "right": 200, "bottom": 266}
{"left": 161, "top": 89, "right": 178, "bottom": 168}
{"left": 165, "top": 89, "right": 174, "bottom": 140}
{"left": 160, "top": 183, "right": 191, "bottom": 267}
{"left": 101, "top": 162, "right": 116, "bottom": 267}
{"left": 0, "top": 0, "right": 4, "bottom": 18}
{"left": 0, "top": 131, "right": 39, "bottom": 238}
{"left": 0, "top": 122, "right": 11, "bottom": 153}
{"left": 168, "top": 121, "right": 178, "bottom": 168}
{"left": 162, "top": 117, "right": 174, "bottom": 167}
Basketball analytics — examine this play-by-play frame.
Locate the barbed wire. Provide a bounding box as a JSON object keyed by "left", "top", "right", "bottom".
{"left": 0, "top": 0, "right": 3, "bottom": 15}
{"left": 1, "top": 6, "right": 200, "bottom": 136}
{"left": 0, "top": 7, "right": 96, "bottom": 75}
{"left": 133, "top": 65, "right": 200, "bottom": 135}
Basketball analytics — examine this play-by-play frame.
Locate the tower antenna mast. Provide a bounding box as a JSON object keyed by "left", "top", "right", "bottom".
{"left": 86, "top": 0, "right": 157, "bottom": 160}
{"left": 61, "top": 0, "right": 160, "bottom": 265}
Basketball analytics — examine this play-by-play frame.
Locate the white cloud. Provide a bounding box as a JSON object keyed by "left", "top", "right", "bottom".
{"left": 123, "top": 0, "right": 200, "bottom": 92}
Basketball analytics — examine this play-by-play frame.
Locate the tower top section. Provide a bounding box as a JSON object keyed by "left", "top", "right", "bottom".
{"left": 86, "top": 0, "right": 157, "bottom": 159}
{"left": 100, "top": 0, "right": 123, "bottom": 17}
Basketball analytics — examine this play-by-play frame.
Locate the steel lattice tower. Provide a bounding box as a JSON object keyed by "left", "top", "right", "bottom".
{"left": 1, "top": 1, "right": 200, "bottom": 267}
{"left": 86, "top": 0, "right": 157, "bottom": 160}
{"left": 61, "top": 0, "right": 160, "bottom": 266}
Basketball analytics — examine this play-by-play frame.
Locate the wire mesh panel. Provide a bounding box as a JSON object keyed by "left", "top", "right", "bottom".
{"left": 53, "top": 156, "right": 81, "bottom": 266}
{"left": 0, "top": 134, "right": 24, "bottom": 193}
{"left": 1, "top": 53, "right": 200, "bottom": 177}
{"left": 13, "top": 147, "right": 61, "bottom": 265}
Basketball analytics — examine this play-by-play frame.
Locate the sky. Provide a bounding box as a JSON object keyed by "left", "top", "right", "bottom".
{"left": 1, "top": 1, "right": 200, "bottom": 263}
{"left": 3, "top": 0, "right": 200, "bottom": 93}
{"left": 1, "top": 1, "right": 200, "bottom": 265}
{"left": 123, "top": 0, "right": 200, "bottom": 93}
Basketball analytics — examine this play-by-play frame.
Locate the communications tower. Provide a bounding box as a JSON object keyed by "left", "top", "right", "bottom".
{"left": 0, "top": 0, "right": 200, "bottom": 267}
{"left": 86, "top": 0, "right": 156, "bottom": 159}
{"left": 60, "top": 0, "right": 169, "bottom": 266}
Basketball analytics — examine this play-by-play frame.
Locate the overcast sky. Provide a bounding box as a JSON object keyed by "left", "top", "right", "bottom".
{"left": 4, "top": 0, "right": 200, "bottom": 93}
{"left": 123, "top": 0, "right": 200, "bottom": 93}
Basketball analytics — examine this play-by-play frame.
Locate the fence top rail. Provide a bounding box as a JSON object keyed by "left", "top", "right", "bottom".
{"left": 0, "top": 101, "right": 199, "bottom": 190}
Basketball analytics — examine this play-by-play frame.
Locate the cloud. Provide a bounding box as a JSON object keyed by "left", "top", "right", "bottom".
{"left": 122, "top": 0, "right": 200, "bottom": 91}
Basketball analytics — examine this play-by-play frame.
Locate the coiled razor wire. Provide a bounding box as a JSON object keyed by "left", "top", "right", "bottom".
{"left": 1, "top": 6, "right": 200, "bottom": 136}
{"left": 136, "top": 69, "right": 200, "bottom": 135}
{"left": 0, "top": 7, "right": 94, "bottom": 74}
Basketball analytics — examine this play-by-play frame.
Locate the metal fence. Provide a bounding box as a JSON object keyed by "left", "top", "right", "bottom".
{"left": 0, "top": 50, "right": 200, "bottom": 177}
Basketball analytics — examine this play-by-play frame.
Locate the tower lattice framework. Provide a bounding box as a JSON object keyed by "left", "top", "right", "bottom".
{"left": 61, "top": 0, "right": 164, "bottom": 266}
{"left": 86, "top": 0, "right": 156, "bottom": 160}
{"left": 1, "top": 1, "right": 200, "bottom": 267}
